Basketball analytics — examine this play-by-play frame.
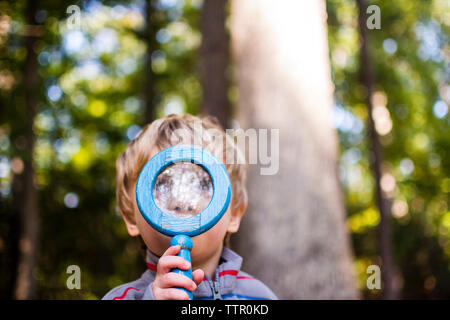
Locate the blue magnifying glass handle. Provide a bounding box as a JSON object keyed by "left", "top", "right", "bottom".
{"left": 170, "top": 234, "right": 194, "bottom": 300}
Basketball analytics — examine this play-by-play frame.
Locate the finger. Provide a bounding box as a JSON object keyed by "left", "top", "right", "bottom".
{"left": 160, "top": 272, "right": 197, "bottom": 292}
{"left": 162, "top": 245, "right": 181, "bottom": 257}
{"left": 158, "top": 288, "right": 190, "bottom": 300}
{"left": 192, "top": 269, "right": 205, "bottom": 287}
{"left": 158, "top": 256, "right": 191, "bottom": 274}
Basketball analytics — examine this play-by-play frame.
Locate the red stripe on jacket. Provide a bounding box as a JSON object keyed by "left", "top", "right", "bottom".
{"left": 236, "top": 276, "right": 255, "bottom": 280}
{"left": 202, "top": 270, "right": 255, "bottom": 281}
{"left": 112, "top": 287, "right": 141, "bottom": 300}
{"left": 146, "top": 262, "right": 157, "bottom": 271}
{"left": 218, "top": 269, "right": 239, "bottom": 277}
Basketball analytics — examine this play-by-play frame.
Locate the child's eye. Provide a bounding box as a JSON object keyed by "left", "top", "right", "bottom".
{"left": 155, "top": 176, "right": 172, "bottom": 191}
{"left": 200, "top": 178, "right": 212, "bottom": 191}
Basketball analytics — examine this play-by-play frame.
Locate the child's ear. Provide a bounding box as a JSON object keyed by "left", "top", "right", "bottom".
{"left": 226, "top": 201, "right": 247, "bottom": 234}
{"left": 119, "top": 209, "right": 140, "bottom": 237}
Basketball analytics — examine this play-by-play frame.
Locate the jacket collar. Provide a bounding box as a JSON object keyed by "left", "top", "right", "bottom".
{"left": 145, "top": 247, "right": 243, "bottom": 298}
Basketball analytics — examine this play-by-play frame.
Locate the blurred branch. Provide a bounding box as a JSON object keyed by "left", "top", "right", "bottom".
{"left": 14, "top": 0, "right": 40, "bottom": 300}
{"left": 356, "top": 0, "right": 398, "bottom": 300}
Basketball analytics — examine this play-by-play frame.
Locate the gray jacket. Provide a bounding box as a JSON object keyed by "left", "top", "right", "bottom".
{"left": 102, "top": 248, "right": 277, "bottom": 300}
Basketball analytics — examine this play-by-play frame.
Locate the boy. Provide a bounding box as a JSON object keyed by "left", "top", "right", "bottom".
{"left": 103, "top": 114, "right": 277, "bottom": 300}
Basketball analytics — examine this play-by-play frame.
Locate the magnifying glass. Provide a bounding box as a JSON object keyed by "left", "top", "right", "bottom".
{"left": 136, "top": 144, "right": 231, "bottom": 300}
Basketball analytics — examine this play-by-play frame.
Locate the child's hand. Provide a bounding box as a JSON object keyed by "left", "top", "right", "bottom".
{"left": 152, "top": 245, "right": 205, "bottom": 300}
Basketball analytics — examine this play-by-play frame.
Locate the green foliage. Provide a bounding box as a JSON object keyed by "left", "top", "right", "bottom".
{"left": 327, "top": 0, "right": 449, "bottom": 298}
{"left": 0, "top": 0, "right": 203, "bottom": 299}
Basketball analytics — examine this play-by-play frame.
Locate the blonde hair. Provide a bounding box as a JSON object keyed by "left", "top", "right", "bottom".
{"left": 116, "top": 114, "right": 247, "bottom": 224}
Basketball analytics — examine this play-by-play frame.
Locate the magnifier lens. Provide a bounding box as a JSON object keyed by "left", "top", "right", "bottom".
{"left": 152, "top": 162, "right": 213, "bottom": 218}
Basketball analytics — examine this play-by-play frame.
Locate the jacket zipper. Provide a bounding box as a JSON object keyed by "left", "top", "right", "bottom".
{"left": 209, "top": 269, "right": 222, "bottom": 300}
{"left": 210, "top": 280, "right": 221, "bottom": 300}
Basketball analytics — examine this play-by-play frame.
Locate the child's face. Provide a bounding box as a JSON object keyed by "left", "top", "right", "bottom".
{"left": 123, "top": 147, "right": 243, "bottom": 266}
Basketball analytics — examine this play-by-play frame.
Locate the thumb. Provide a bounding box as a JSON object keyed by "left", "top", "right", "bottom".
{"left": 192, "top": 269, "right": 205, "bottom": 287}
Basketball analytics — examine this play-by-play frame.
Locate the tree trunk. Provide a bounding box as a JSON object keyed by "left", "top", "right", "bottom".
{"left": 230, "top": 0, "right": 359, "bottom": 299}
{"left": 200, "top": 0, "right": 230, "bottom": 128}
{"left": 14, "top": 0, "right": 40, "bottom": 300}
{"left": 356, "top": 0, "right": 398, "bottom": 299}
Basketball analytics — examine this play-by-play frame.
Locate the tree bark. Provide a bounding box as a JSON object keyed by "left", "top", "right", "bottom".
{"left": 200, "top": 0, "right": 230, "bottom": 128}
{"left": 14, "top": 0, "right": 40, "bottom": 300}
{"left": 230, "top": 0, "right": 359, "bottom": 299}
{"left": 356, "top": 0, "right": 398, "bottom": 300}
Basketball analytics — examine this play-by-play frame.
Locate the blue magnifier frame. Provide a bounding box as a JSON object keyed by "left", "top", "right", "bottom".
{"left": 136, "top": 144, "right": 231, "bottom": 299}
